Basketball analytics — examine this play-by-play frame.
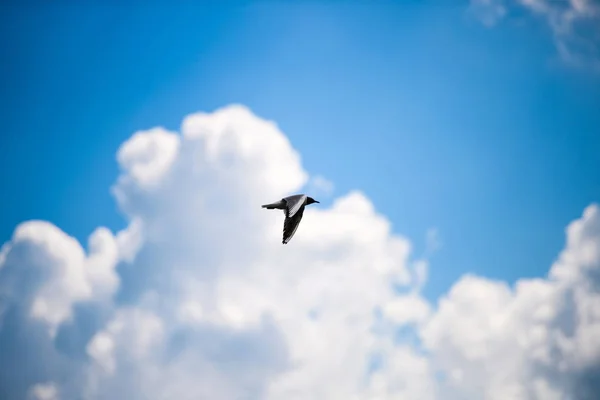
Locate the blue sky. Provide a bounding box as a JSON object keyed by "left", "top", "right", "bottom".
{"left": 2, "top": 0, "right": 599, "bottom": 304}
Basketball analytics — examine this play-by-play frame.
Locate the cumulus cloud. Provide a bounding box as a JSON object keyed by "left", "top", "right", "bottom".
{"left": 0, "top": 104, "right": 598, "bottom": 400}
{"left": 469, "top": 0, "right": 600, "bottom": 70}
{"left": 422, "top": 203, "right": 600, "bottom": 400}
{"left": 0, "top": 221, "right": 118, "bottom": 336}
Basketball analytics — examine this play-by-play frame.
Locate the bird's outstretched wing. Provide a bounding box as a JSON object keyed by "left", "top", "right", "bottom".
{"left": 282, "top": 206, "right": 305, "bottom": 244}
{"left": 284, "top": 194, "right": 307, "bottom": 218}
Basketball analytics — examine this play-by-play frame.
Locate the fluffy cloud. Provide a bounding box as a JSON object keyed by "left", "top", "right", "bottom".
{"left": 422, "top": 203, "right": 600, "bottom": 400}
{"left": 0, "top": 104, "right": 598, "bottom": 400}
{"left": 0, "top": 222, "right": 118, "bottom": 335}
{"left": 469, "top": 0, "right": 600, "bottom": 70}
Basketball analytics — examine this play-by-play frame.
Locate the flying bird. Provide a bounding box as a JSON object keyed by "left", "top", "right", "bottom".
{"left": 261, "top": 194, "right": 320, "bottom": 244}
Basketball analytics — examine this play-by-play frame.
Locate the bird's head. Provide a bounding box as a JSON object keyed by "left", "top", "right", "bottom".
{"left": 306, "top": 197, "right": 320, "bottom": 205}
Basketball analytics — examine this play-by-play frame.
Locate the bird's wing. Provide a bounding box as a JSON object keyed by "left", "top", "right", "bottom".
{"left": 282, "top": 206, "right": 305, "bottom": 244}
{"left": 284, "top": 194, "right": 307, "bottom": 218}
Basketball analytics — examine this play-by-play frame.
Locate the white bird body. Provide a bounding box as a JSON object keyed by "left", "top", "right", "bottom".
{"left": 262, "top": 194, "right": 319, "bottom": 244}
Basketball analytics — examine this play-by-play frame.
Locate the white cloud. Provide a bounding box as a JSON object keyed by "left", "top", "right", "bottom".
{"left": 115, "top": 127, "right": 180, "bottom": 190}
{"left": 469, "top": 0, "right": 600, "bottom": 70}
{"left": 0, "top": 104, "right": 598, "bottom": 400}
{"left": 383, "top": 295, "right": 431, "bottom": 325}
{"left": 0, "top": 220, "right": 119, "bottom": 338}
{"left": 421, "top": 203, "right": 600, "bottom": 400}
{"left": 28, "top": 382, "right": 59, "bottom": 400}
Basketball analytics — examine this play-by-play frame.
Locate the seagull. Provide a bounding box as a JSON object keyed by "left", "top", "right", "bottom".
{"left": 261, "top": 194, "right": 320, "bottom": 244}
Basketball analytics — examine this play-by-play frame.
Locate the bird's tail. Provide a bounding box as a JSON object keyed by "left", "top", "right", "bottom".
{"left": 261, "top": 200, "right": 284, "bottom": 209}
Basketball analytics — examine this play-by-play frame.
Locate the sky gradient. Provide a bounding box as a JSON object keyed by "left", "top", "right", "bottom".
{"left": 1, "top": 1, "right": 600, "bottom": 399}
{"left": 3, "top": 2, "right": 600, "bottom": 300}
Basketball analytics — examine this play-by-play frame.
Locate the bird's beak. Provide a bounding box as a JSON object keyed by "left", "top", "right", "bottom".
{"left": 316, "top": 200, "right": 320, "bottom": 203}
